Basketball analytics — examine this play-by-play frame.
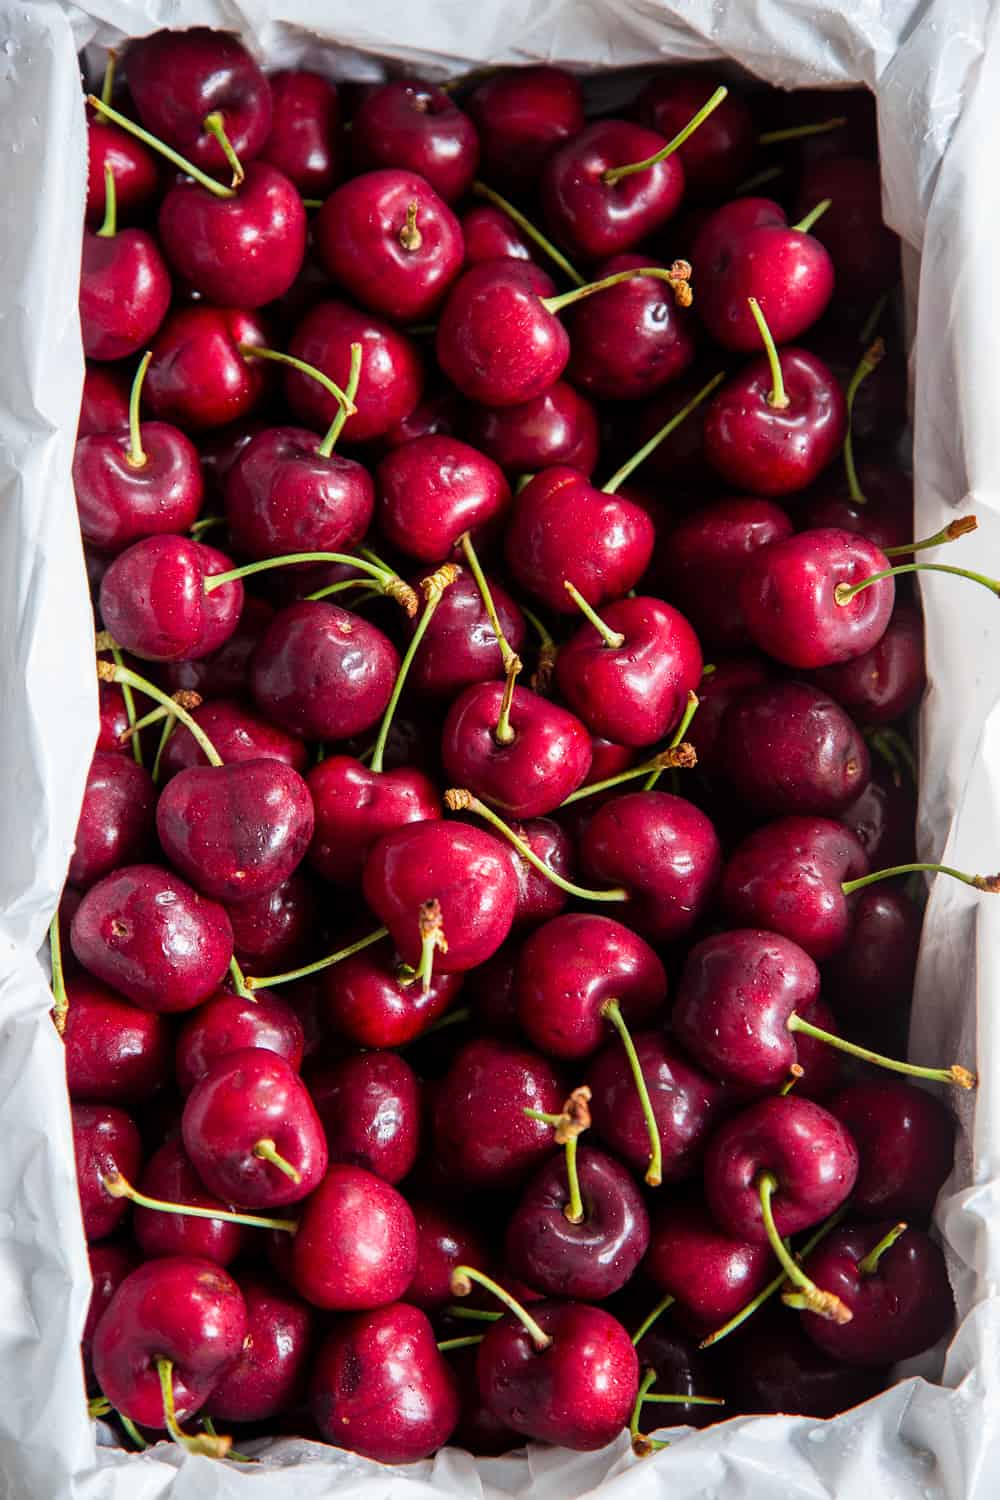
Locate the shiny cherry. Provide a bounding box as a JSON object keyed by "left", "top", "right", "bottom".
{"left": 260, "top": 70, "right": 340, "bottom": 196}
{"left": 406, "top": 569, "right": 526, "bottom": 699}
{"left": 175, "top": 989, "right": 305, "bottom": 1096}
{"left": 209, "top": 1271, "right": 314, "bottom": 1422}
{"left": 827, "top": 1080, "right": 955, "bottom": 1224}
{"left": 68, "top": 751, "right": 156, "bottom": 889}
{"left": 319, "top": 935, "right": 463, "bottom": 1049}
{"left": 286, "top": 299, "right": 424, "bottom": 444}
{"left": 351, "top": 80, "right": 479, "bottom": 203}
{"left": 644, "top": 1194, "right": 773, "bottom": 1332}
{"left": 307, "top": 1050, "right": 420, "bottom": 1185}
{"left": 307, "top": 755, "right": 440, "bottom": 887}
{"left": 72, "top": 1102, "right": 143, "bottom": 1241}
{"left": 144, "top": 305, "right": 272, "bottom": 432}
{"left": 80, "top": 220, "right": 172, "bottom": 363}
{"left": 407, "top": 1200, "right": 490, "bottom": 1310}
{"left": 132, "top": 1136, "right": 248, "bottom": 1266}
{"left": 99, "top": 536, "right": 243, "bottom": 662}
{"left": 635, "top": 72, "right": 753, "bottom": 196}
{"left": 158, "top": 698, "right": 309, "bottom": 781}
{"left": 442, "top": 680, "right": 592, "bottom": 817}
{"left": 811, "top": 602, "right": 925, "bottom": 725}
{"left": 430, "top": 1037, "right": 563, "bottom": 1188}
{"left": 464, "top": 381, "right": 600, "bottom": 477}
{"left": 290, "top": 1164, "right": 417, "bottom": 1309}
{"left": 377, "top": 434, "right": 510, "bottom": 562}
{"left": 63, "top": 977, "right": 170, "bottom": 1102}
{"left": 542, "top": 119, "right": 686, "bottom": 260}
{"left": 567, "top": 252, "right": 695, "bottom": 400}
{"left": 466, "top": 67, "right": 584, "bottom": 188}
{"left": 74, "top": 419, "right": 204, "bottom": 554}
{"left": 223, "top": 426, "right": 374, "bottom": 562}
{"left": 125, "top": 29, "right": 272, "bottom": 170}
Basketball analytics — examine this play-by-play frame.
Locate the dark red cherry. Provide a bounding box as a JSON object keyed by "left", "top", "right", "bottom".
{"left": 436, "top": 261, "right": 566, "bottom": 407}
{"left": 260, "top": 70, "right": 340, "bottom": 196}
{"left": 74, "top": 420, "right": 204, "bottom": 555}
{"left": 725, "top": 1310, "right": 886, "bottom": 1418}
{"left": 99, "top": 536, "right": 243, "bottom": 662}
{"left": 72, "top": 1102, "right": 142, "bottom": 1241}
{"left": 286, "top": 299, "right": 424, "bottom": 444}
{"left": 290, "top": 1164, "right": 418, "bottom": 1309}
{"left": 431, "top": 1038, "right": 563, "bottom": 1188}
{"left": 70, "top": 864, "right": 233, "bottom": 1013}
{"left": 506, "top": 818, "right": 574, "bottom": 928}
{"left": 308, "top": 1050, "right": 420, "bottom": 1185}
{"left": 132, "top": 1136, "right": 247, "bottom": 1266}
{"left": 466, "top": 67, "right": 584, "bottom": 188}
{"left": 464, "top": 381, "right": 600, "bottom": 477}
{"left": 80, "top": 363, "right": 130, "bottom": 437}
{"left": 567, "top": 252, "right": 696, "bottom": 400}
{"left": 310, "top": 1302, "right": 459, "bottom": 1460}
{"left": 63, "top": 978, "right": 170, "bottom": 1102}
{"left": 158, "top": 699, "right": 309, "bottom": 782}
{"left": 441, "top": 680, "right": 592, "bottom": 817}
{"left": 406, "top": 570, "right": 526, "bottom": 699}
{"left": 407, "top": 1200, "right": 490, "bottom": 1310}
{"left": 209, "top": 1271, "right": 313, "bottom": 1422}
{"left": 315, "top": 169, "right": 463, "bottom": 323}
{"left": 86, "top": 116, "right": 159, "bottom": 228}
{"left": 811, "top": 603, "right": 925, "bottom": 725}
{"left": 827, "top": 1080, "right": 955, "bottom": 1224}
{"left": 228, "top": 872, "right": 318, "bottom": 974}
{"left": 352, "top": 79, "right": 478, "bottom": 203}
{"left": 68, "top": 751, "right": 156, "bottom": 889}
{"left": 823, "top": 885, "right": 920, "bottom": 1043}
{"left": 377, "top": 434, "right": 510, "bottom": 562}
{"left": 695, "top": 208, "right": 834, "bottom": 352}
{"left": 144, "top": 306, "right": 272, "bottom": 432}
{"left": 588, "top": 1033, "right": 729, "bottom": 1184}
{"left": 125, "top": 28, "right": 272, "bottom": 170}
{"left": 319, "top": 936, "right": 462, "bottom": 1049}
{"left": 840, "top": 760, "right": 916, "bottom": 869}
{"left": 223, "top": 425, "right": 374, "bottom": 562}
{"left": 461, "top": 202, "right": 534, "bottom": 265}
{"left": 175, "top": 989, "right": 305, "bottom": 1096}
{"left": 80, "top": 226, "right": 172, "bottom": 362}
{"left": 307, "top": 756, "right": 440, "bottom": 887}
{"left": 636, "top": 72, "right": 753, "bottom": 197}
{"left": 378, "top": 385, "right": 462, "bottom": 452}
{"left": 633, "top": 1323, "right": 720, "bottom": 1430}
{"left": 251, "top": 601, "right": 399, "bottom": 741}
{"left": 160, "top": 595, "right": 274, "bottom": 702}
{"left": 684, "top": 657, "right": 770, "bottom": 777}
{"left": 83, "top": 1243, "right": 137, "bottom": 1385}
{"left": 97, "top": 681, "right": 133, "bottom": 753}
{"left": 542, "top": 120, "right": 685, "bottom": 261}
{"left": 644, "top": 1194, "right": 773, "bottom": 1331}
{"left": 796, "top": 157, "right": 900, "bottom": 297}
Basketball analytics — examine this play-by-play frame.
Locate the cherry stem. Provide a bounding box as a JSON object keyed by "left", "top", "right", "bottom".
{"left": 522, "top": 605, "right": 557, "bottom": 692}
{"left": 244, "top": 924, "right": 388, "bottom": 991}
{"left": 733, "top": 163, "right": 785, "bottom": 195}
{"left": 644, "top": 691, "right": 701, "bottom": 791}
{"left": 524, "top": 1085, "right": 591, "bottom": 1224}
{"left": 228, "top": 956, "right": 254, "bottom": 1001}
{"left": 121, "top": 693, "right": 202, "bottom": 741}
{"left": 602, "top": 999, "right": 662, "bottom": 1186}
{"left": 758, "top": 116, "right": 848, "bottom": 145}
{"left": 843, "top": 860, "right": 1000, "bottom": 897}
{"left": 398, "top": 199, "right": 422, "bottom": 251}
{"left": 102, "top": 641, "right": 144, "bottom": 769}
{"left": 102, "top": 1168, "right": 297, "bottom": 1232}
{"left": 843, "top": 338, "right": 886, "bottom": 504}
{"left": 458, "top": 531, "right": 520, "bottom": 675}
{"left": 204, "top": 551, "right": 418, "bottom": 616}
{"left": 493, "top": 655, "right": 521, "bottom": 746}
{"left": 787, "top": 1011, "right": 976, "bottom": 1090}
{"left": 747, "top": 296, "right": 789, "bottom": 409}
{"left": 414, "top": 899, "right": 448, "bottom": 994}
{"left": 98, "top": 660, "right": 223, "bottom": 766}
{"left": 88, "top": 1395, "right": 112, "bottom": 1418}
{"left": 306, "top": 578, "right": 381, "bottom": 604}
{"left": 318, "top": 341, "right": 363, "bottom": 458}
{"left": 253, "top": 1138, "right": 302, "bottom": 1183}
{"left": 837, "top": 559, "right": 1000, "bottom": 606}
{"left": 603, "top": 85, "right": 728, "bottom": 184}
{"left": 542, "top": 262, "right": 693, "bottom": 317}
{"left": 151, "top": 717, "right": 175, "bottom": 784}
{"left": 756, "top": 1173, "right": 852, "bottom": 1324}
{"left": 99, "top": 49, "right": 115, "bottom": 107}
{"left": 157, "top": 1358, "right": 232, "bottom": 1458}
{"left": 445, "top": 1306, "right": 501, "bottom": 1323}
{"left": 779, "top": 1062, "right": 804, "bottom": 1095}
{"left": 97, "top": 162, "right": 117, "bottom": 238}
{"left": 49, "top": 909, "right": 67, "bottom": 1035}
{"left": 203, "top": 111, "right": 244, "bottom": 189}
{"left": 370, "top": 564, "right": 459, "bottom": 774}
{"left": 859, "top": 1221, "right": 908, "bottom": 1275}
{"left": 631, "top": 1293, "right": 676, "bottom": 1347}
{"left": 86, "top": 95, "right": 236, "bottom": 200}
{"left": 865, "top": 726, "right": 918, "bottom": 786}
{"left": 445, "top": 789, "right": 629, "bottom": 902}
{"left": 119, "top": 1412, "right": 148, "bottom": 1450}
{"left": 202, "top": 1414, "right": 253, "bottom": 1463}
{"left": 236, "top": 344, "right": 358, "bottom": 455}
{"left": 699, "top": 1206, "right": 848, "bottom": 1349}
{"left": 563, "top": 580, "right": 624, "bottom": 647}
{"left": 642, "top": 1392, "right": 725, "bottom": 1407}
{"left": 561, "top": 738, "right": 698, "bottom": 807}
{"left": 189, "top": 515, "right": 225, "bottom": 539}
{"left": 437, "top": 1335, "right": 484, "bottom": 1352}
{"left": 125, "top": 352, "right": 152, "bottom": 470}
{"left": 471, "top": 180, "right": 585, "bottom": 287}
{"left": 629, "top": 1369, "right": 669, "bottom": 1455}
{"left": 791, "top": 198, "right": 832, "bottom": 235}
{"left": 404, "top": 1005, "right": 469, "bottom": 1040}
{"left": 450, "top": 1265, "right": 552, "bottom": 1350}
{"left": 883, "top": 515, "right": 977, "bottom": 556}
{"left": 859, "top": 292, "right": 890, "bottom": 346}
{"left": 603, "top": 371, "right": 726, "bottom": 495}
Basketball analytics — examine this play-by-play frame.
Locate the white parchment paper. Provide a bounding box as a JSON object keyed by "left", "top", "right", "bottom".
{"left": 1, "top": 0, "right": 999, "bottom": 1495}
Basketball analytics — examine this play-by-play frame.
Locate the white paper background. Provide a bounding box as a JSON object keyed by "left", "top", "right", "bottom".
{"left": 1, "top": 0, "right": 999, "bottom": 1494}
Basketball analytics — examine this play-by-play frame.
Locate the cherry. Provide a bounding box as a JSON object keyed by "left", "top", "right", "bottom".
{"left": 175, "top": 989, "right": 305, "bottom": 1096}
{"left": 796, "top": 157, "right": 900, "bottom": 297}
{"left": 797, "top": 1221, "right": 954, "bottom": 1365}
{"left": 125, "top": 29, "right": 272, "bottom": 170}
{"left": 566, "top": 252, "right": 696, "bottom": 400}
{"left": 580, "top": 791, "right": 722, "bottom": 943}
{"left": 63, "top": 978, "right": 170, "bottom": 1102}
{"left": 718, "top": 680, "right": 871, "bottom": 817}
{"left": 810, "top": 602, "right": 925, "bottom": 724}
{"left": 724, "top": 1309, "right": 886, "bottom": 1418}
{"left": 377, "top": 435, "right": 510, "bottom": 562}
{"left": 99, "top": 536, "right": 244, "bottom": 662}
{"left": 229, "top": 872, "right": 318, "bottom": 974}
{"left": 310, "top": 1302, "right": 459, "bottom": 1460}
{"left": 91, "top": 1255, "right": 247, "bottom": 1444}
{"left": 208, "top": 1272, "right": 313, "bottom": 1423}
{"left": 465, "top": 381, "right": 600, "bottom": 478}
{"left": 435, "top": 260, "right": 562, "bottom": 406}
{"left": 588, "top": 1033, "right": 729, "bottom": 1185}
{"left": 683, "top": 657, "right": 770, "bottom": 776}
{"left": 466, "top": 67, "right": 584, "bottom": 188}
{"left": 68, "top": 750, "right": 156, "bottom": 889}
{"left": 352, "top": 80, "right": 479, "bottom": 203}
{"left": 555, "top": 593, "right": 702, "bottom": 747}
{"left": 96, "top": 681, "right": 134, "bottom": 755}
{"left": 290, "top": 1164, "right": 418, "bottom": 1308}
{"left": 251, "top": 601, "right": 399, "bottom": 741}
{"left": 132, "top": 1136, "right": 248, "bottom": 1266}
{"left": 158, "top": 699, "right": 309, "bottom": 781}
{"left": 144, "top": 305, "right": 272, "bottom": 433}
{"left": 308, "top": 1050, "right": 421, "bottom": 1185}
{"left": 635, "top": 72, "right": 754, "bottom": 197}
{"left": 823, "top": 885, "right": 921, "bottom": 1045}
{"left": 286, "top": 299, "right": 424, "bottom": 443}
{"left": 307, "top": 756, "right": 440, "bottom": 887}
{"left": 80, "top": 173, "right": 171, "bottom": 362}
{"left": 159, "top": 594, "right": 274, "bottom": 702}
{"left": 71, "top": 863, "right": 233, "bottom": 1012}
{"left": 505, "top": 817, "right": 574, "bottom": 927}
{"left": 318, "top": 934, "right": 462, "bottom": 1049}
{"left": 83, "top": 1243, "right": 136, "bottom": 1386}
{"left": 72, "top": 1102, "right": 142, "bottom": 1241}
{"left": 506, "top": 1145, "right": 650, "bottom": 1301}
{"left": 260, "top": 70, "right": 341, "bottom": 196}
{"left": 704, "top": 304, "right": 847, "bottom": 495}
{"left": 407, "top": 1200, "right": 490, "bottom": 1309}
{"left": 827, "top": 1080, "right": 955, "bottom": 1224}
{"left": 363, "top": 821, "right": 519, "bottom": 978}
{"left": 633, "top": 1323, "right": 721, "bottom": 1432}
{"left": 739, "top": 528, "right": 895, "bottom": 668}
{"left": 431, "top": 1037, "right": 563, "bottom": 1188}
{"left": 447, "top": 1341, "right": 520, "bottom": 1455}
{"left": 182, "top": 1048, "right": 327, "bottom": 1207}
{"left": 643, "top": 1195, "right": 773, "bottom": 1332}
{"left": 315, "top": 169, "right": 464, "bottom": 322}
{"left": 406, "top": 568, "right": 526, "bottom": 699}
{"left": 441, "top": 678, "right": 592, "bottom": 816}
{"left": 840, "top": 759, "right": 917, "bottom": 869}
{"left": 86, "top": 113, "right": 159, "bottom": 229}
{"left": 378, "top": 385, "right": 462, "bottom": 452}
{"left": 461, "top": 202, "right": 535, "bottom": 264}
{"left": 80, "top": 363, "right": 130, "bottom": 438}
{"left": 720, "top": 818, "right": 868, "bottom": 959}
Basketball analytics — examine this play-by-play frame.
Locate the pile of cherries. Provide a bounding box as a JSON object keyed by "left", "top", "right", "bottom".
{"left": 64, "top": 26, "right": 992, "bottom": 1466}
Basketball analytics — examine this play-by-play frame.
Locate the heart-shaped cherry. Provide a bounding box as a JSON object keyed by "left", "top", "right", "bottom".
{"left": 467, "top": 66, "right": 584, "bottom": 188}
{"left": 307, "top": 1049, "right": 421, "bottom": 1185}
{"left": 260, "top": 70, "right": 340, "bottom": 196}
{"left": 132, "top": 1136, "right": 248, "bottom": 1266}
{"left": 566, "top": 252, "right": 696, "bottom": 400}
{"left": 63, "top": 977, "right": 170, "bottom": 1102}
{"left": 144, "top": 305, "right": 272, "bottom": 432}
{"left": 72, "top": 1102, "right": 143, "bottom": 1241}
{"left": 307, "top": 756, "right": 440, "bottom": 887}
{"left": 431, "top": 1037, "right": 563, "bottom": 1188}
{"left": 175, "top": 988, "right": 305, "bottom": 1096}
{"left": 290, "top": 1163, "right": 417, "bottom": 1308}
{"left": 351, "top": 80, "right": 479, "bottom": 203}
{"left": 68, "top": 750, "right": 156, "bottom": 889}
{"left": 827, "top": 1080, "right": 955, "bottom": 1224}
{"left": 208, "top": 1271, "right": 314, "bottom": 1423}
{"left": 377, "top": 434, "right": 510, "bottom": 562}
{"left": 80, "top": 167, "right": 171, "bottom": 362}
{"left": 643, "top": 1194, "right": 773, "bottom": 1333}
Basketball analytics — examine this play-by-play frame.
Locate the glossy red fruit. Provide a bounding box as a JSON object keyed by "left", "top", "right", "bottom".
{"left": 695, "top": 206, "right": 834, "bottom": 351}
{"left": 308, "top": 1050, "right": 421, "bottom": 1185}
{"left": 684, "top": 656, "right": 770, "bottom": 776}
{"left": 144, "top": 305, "right": 272, "bottom": 432}
{"left": 319, "top": 935, "right": 462, "bottom": 1049}
{"left": 226, "top": 422, "right": 374, "bottom": 562}
{"left": 80, "top": 226, "right": 172, "bottom": 362}
{"left": 68, "top": 751, "right": 156, "bottom": 889}
{"left": 407, "top": 1201, "right": 490, "bottom": 1310}
{"left": 72, "top": 1102, "right": 142, "bottom": 1241}
{"left": 63, "top": 978, "right": 171, "bottom": 1102}
{"left": 436, "top": 261, "right": 566, "bottom": 407}
{"left": 466, "top": 67, "right": 584, "bottom": 189}
{"left": 542, "top": 120, "right": 685, "bottom": 260}
{"left": 377, "top": 434, "right": 510, "bottom": 562}
{"left": 307, "top": 756, "right": 440, "bottom": 887}
{"left": 209, "top": 1272, "right": 313, "bottom": 1423}
{"left": 290, "top": 1164, "right": 418, "bottom": 1309}
{"left": 464, "top": 381, "right": 600, "bottom": 478}
{"left": 644, "top": 1195, "right": 773, "bottom": 1331}
{"left": 74, "top": 420, "right": 204, "bottom": 555}
{"left": 99, "top": 536, "right": 244, "bottom": 662}
{"left": 175, "top": 989, "right": 305, "bottom": 1096}
{"left": 811, "top": 602, "right": 925, "bottom": 725}
{"left": 158, "top": 699, "right": 309, "bottom": 782}
{"left": 260, "top": 70, "right": 340, "bottom": 196}
{"left": 83, "top": 1243, "right": 137, "bottom": 1385}
{"left": 505, "top": 818, "right": 574, "bottom": 929}
{"left": 228, "top": 872, "right": 317, "bottom": 974}
{"left": 80, "top": 364, "right": 130, "bottom": 437}
{"left": 705, "top": 351, "right": 847, "bottom": 496}
{"left": 286, "top": 299, "right": 424, "bottom": 444}
{"left": 431, "top": 1038, "right": 563, "bottom": 1188}
{"left": 86, "top": 116, "right": 158, "bottom": 229}
{"left": 406, "top": 569, "right": 526, "bottom": 700}
{"left": 827, "top": 1080, "right": 955, "bottom": 1224}
{"left": 161, "top": 595, "right": 275, "bottom": 701}
{"left": 442, "top": 680, "right": 592, "bottom": 816}
{"left": 636, "top": 72, "right": 754, "bottom": 197}
{"left": 795, "top": 157, "right": 900, "bottom": 297}
{"left": 133, "top": 1136, "right": 248, "bottom": 1266}
{"left": 461, "top": 201, "right": 534, "bottom": 264}
{"left": 351, "top": 80, "right": 479, "bottom": 203}
{"left": 567, "top": 252, "right": 696, "bottom": 400}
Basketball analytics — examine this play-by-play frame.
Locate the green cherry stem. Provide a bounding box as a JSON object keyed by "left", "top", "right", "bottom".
{"left": 631, "top": 1293, "right": 676, "bottom": 1347}
{"left": 437, "top": 1335, "right": 484, "bottom": 1352}
{"left": 563, "top": 580, "right": 624, "bottom": 647}
{"left": 49, "top": 909, "right": 68, "bottom": 1035}
{"left": 758, "top": 116, "right": 848, "bottom": 145}
{"left": 524, "top": 1085, "right": 592, "bottom": 1224}
{"left": 120, "top": 690, "right": 202, "bottom": 741}
{"left": 558, "top": 744, "right": 698, "bottom": 808}
{"left": 602, "top": 370, "right": 726, "bottom": 494}
{"left": 471, "top": 180, "right": 585, "bottom": 286}
{"left": 629, "top": 1369, "right": 669, "bottom": 1456}
{"left": 842, "top": 861, "right": 1000, "bottom": 897}
{"left": 102, "top": 1168, "right": 297, "bottom": 1232}
{"left": 157, "top": 1358, "right": 232, "bottom": 1458}
{"left": 644, "top": 690, "right": 700, "bottom": 791}
{"left": 445, "top": 789, "right": 629, "bottom": 902}
{"left": 859, "top": 1221, "right": 908, "bottom": 1275}
{"left": 791, "top": 198, "right": 832, "bottom": 235}
{"left": 204, "top": 550, "right": 418, "bottom": 616}
{"left": 444, "top": 1306, "right": 501, "bottom": 1323}
{"left": 96, "top": 660, "right": 223, "bottom": 766}
{"left": 203, "top": 111, "right": 245, "bottom": 188}
{"left": 97, "top": 162, "right": 117, "bottom": 238}
{"left": 125, "top": 351, "right": 152, "bottom": 470}
{"left": 460, "top": 531, "right": 520, "bottom": 673}
{"left": 253, "top": 1139, "right": 302, "bottom": 1183}
{"left": 318, "top": 340, "right": 363, "bottom": 457}
{"left": 236, "top": 342, "right": 359, "bottom": 455}
{"left": 542, "top": 262, "right": 693, "bottom": 317}
{"left": 747, "top": 296, "right": 788, "bottom": 409}
{"left": 756, "top": 1174, "right": 852, "bottom": 1325}
{"left": 843, "top": 337, "right": 885, "bottom": 504}
{"left": 99, "top": 49, "right": 116, "bottom": 108}
{"left": 229, "top": 956, "right": 254, "bottom": 1001}
{"left": 883, "top": 515, "right": 978, "bottom": 557}
{"left": 493, "top": 655, "right": 521, "bottom": 746}
{"left": 86, "top": 95, "right": 236, "bottom": 200}
{"left": 103, "top": 639, "right": 144, "bottom": 768}
{"left": 202, "top": 1414, "right": 254, "bottom": 1463}
{"left": 779, "top": 1063, "right": 804, "bottom": 1095}
{"left": 88, "top": 1395, "right": 112, "bottom": 1419}
{"left": 859, "top": 292, "right": 890, "bottom": 346}
{"left": 699, "top": 1206, "right": 848, "bottom": 1349}
{"left": 370, "top": 564, "right": 460, "bottom": 774}
{"left": 643, "top": 1392, "right": 725, "bottom": 1407}
{"left": 450, "top": 1266, "right": 552, "bottom": 1350}
{"left": 603, "top": 86, "right": 728, "bottom": 185}
{"left": 522, "top": 605, "right": 558, "bottom": 693}
{"left": 602, "top": 999, "right": 662, "bottom": 1186}
{"left": 119, "top": 1413, "right": 149, "bottom": 1450}
{"left": 151, "top": 717, "right": 175, "bottom": 784}
{"left": 189, "top": 515, "right": 225, "bottom": 539}
{"left": 836, "top": 560, "right": 1000, "bottom": 606}
{"left": 243, "top": 924, "right": 389, "bottom": 991}
{"left": 413, "top": 899, "right": 448, "bottom": 994}
{"left": 865, "top": 726, "right": 918, "bottom": 785}
{"left": 786, "top": 1011, "right": 976, "bottom": 1090}
{"left": 732, "top": 163, "right": 785, "bottom": 195}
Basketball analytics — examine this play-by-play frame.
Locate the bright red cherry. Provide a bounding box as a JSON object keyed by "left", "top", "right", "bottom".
{"left": 351, "top": 80, "right": 479, "bottom": 203}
